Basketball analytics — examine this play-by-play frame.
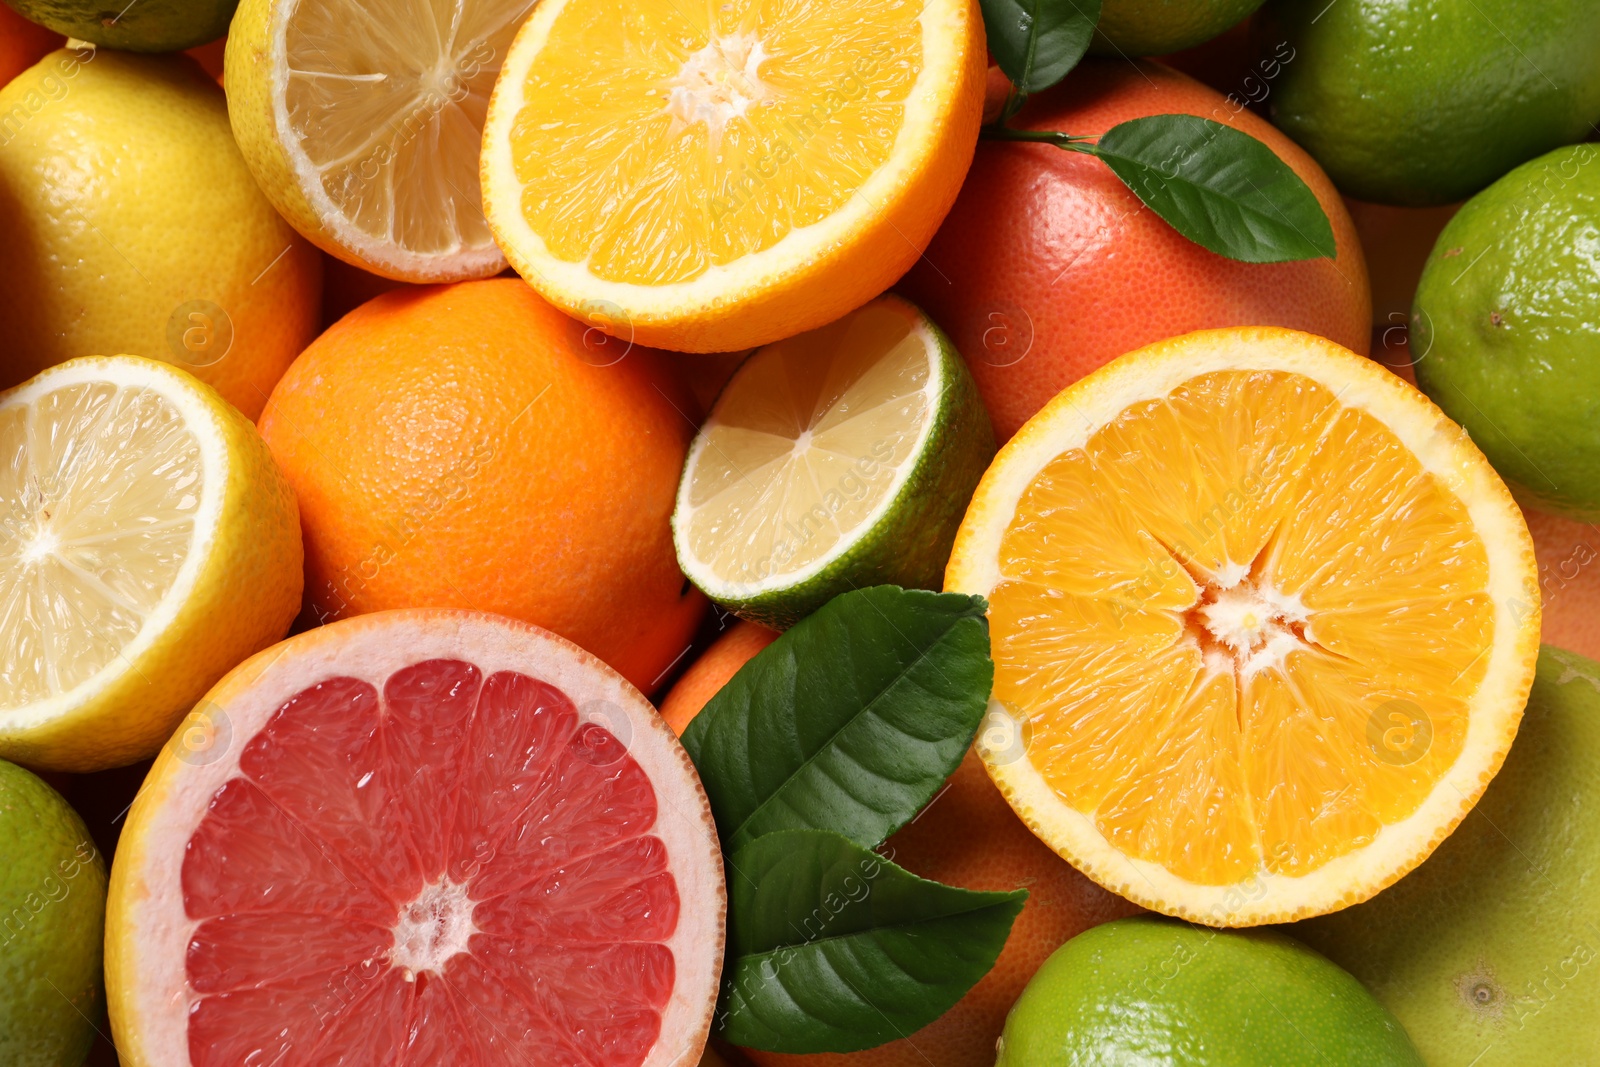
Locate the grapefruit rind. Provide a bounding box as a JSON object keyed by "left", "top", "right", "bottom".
{"left": 946, "top": 327, "right": 1540, "bottom": 927}
{"left": 479, "top": 0, "right": 986, "bottom": 353}
{"left": 106, "top": 609, "right": 725, "bottom": 1067}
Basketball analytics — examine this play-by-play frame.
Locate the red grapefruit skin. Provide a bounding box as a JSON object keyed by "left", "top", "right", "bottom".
{"left": 106, "top": 610, "right": 724, "bottom": 1067}
{"left": 898, "top": 59, "right": 1370, "bottom": 442}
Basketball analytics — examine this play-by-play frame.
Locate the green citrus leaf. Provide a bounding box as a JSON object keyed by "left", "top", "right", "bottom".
{"left": 718, "top": 829, "right": 1026, "bottom": 1053}
{"left": 680, "top": 585, "right": 992, "bottom": 854}
{"left": 980, "top": 0, "right": 1102, "bottom": 94}
{"left": 1093, "top": 114, "right": 1337, "bottom": 263}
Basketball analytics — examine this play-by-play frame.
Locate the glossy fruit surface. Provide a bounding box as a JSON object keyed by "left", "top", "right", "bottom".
{"left": 259, "top": 279, "right": 705, "bottom": 693}
{"left": 3, "top": 0, "right": 234, "bottom": 50}
{"left": 0, "top": 4, "right": 58, "bottom": 87}
{"left": 1266, "top": 0, "right": 1600, "bottom": 205}
{"left": 898, "top": 60, "right": 1368, "bottom": 442}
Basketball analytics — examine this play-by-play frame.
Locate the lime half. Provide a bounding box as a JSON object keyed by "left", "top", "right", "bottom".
{"left": 673, "top": 294, "right": 994, "bottom": 628}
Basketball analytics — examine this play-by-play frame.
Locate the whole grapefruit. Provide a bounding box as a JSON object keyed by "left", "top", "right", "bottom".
{"left": 658, "top": 628, "right": 1142, "bottom": 1067}
{"left": 259, "top": 279, "right": 706, "bottom": 694}
{"left": 898, "top": 60, "right": 1369, "bottom": 441}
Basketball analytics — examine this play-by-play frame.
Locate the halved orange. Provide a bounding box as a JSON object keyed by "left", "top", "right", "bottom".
{"left": 479, "top": 0, "right": 986, "bottom": 353}
{"left": 946, "top": 327, "right": 1540, "bottom": 927}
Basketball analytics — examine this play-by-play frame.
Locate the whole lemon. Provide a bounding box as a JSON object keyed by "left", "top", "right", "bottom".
{"left": 0, "top": 49, "right": 320, "bottom": 419}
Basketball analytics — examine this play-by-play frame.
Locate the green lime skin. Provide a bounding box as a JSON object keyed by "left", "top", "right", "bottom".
{"left": 0, "top": 761, "right": 107, "bottom": 1067}
{"left": 1090, "top": 0, "right": 1266, "bottom": 57}
{"left": 1294, "top": 647, "right": 1600, "bottom": 1066}
{"left": 679, "top": 305, "right": 996, "bottom": 631}
{"left": 1411, "top": 145, "right": 1600, "bottom": 521}
{"left": 1264, "top": 0, "right": 1600, "bottom": 206}
{"left": 997, "top": 915, "right": 1422, "bottom": 1066}
{"left": 0, "top": 0, "right": 236, "bottom": 51}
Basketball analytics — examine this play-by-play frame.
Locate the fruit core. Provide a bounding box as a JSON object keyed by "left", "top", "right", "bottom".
{"left": 665, "top": 33, "right": 770, "bottom": 134}
{"left": 390, "top": 877, "right": 477, "bottom": 980}
{"left": 1191, "top": 572, "right": 1313, "bottom": 678}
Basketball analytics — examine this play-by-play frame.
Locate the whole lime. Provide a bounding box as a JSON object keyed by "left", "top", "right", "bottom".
{"left": 1265, "top": 0, "right": 1600, "bottom": 205}
{"left": 1294, "top": 646, "right": 1600, "bottom": 1065}
{"left": 1411, "top": 144, "right": 1600, "bottom": 520}
{"left": 0, "top": 761, "right": 107, "bottom": 1066}
{"left": 996, "top": 915, "right": 1422, "bottom": 1065}
{"left": 1091, "top": 0, "right": 1265, "bottom": 57}
{"left": 0, "top": 0, "right": 234, "bottom": 51}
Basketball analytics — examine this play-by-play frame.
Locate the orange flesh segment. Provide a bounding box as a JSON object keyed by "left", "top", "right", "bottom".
{"left": 181, "top": 659, "right": 676, "bottom": 1066}
{"left": 990, "top": 370, "right": 1494, "bottom": 885}
{"left": 506, "top": 0, "right": 923, "bottom": 285}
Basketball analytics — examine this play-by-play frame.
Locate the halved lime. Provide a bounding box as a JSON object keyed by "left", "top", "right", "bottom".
{"left": 672, "top": 294, "right": 994, "bottom": 628}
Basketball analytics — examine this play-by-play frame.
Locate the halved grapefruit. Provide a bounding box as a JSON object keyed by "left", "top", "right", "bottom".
{"left": 106, "top": 609, "right": 725, "bottom": 1067}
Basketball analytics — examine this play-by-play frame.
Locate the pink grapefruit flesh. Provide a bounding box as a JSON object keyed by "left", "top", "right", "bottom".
{"left": 107, "top": 610, "right": 725, "bottom": 1067}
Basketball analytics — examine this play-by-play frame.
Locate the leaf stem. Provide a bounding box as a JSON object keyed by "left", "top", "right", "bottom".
{"left": 978, "top": 124, "right": 1097, "bottom": 153}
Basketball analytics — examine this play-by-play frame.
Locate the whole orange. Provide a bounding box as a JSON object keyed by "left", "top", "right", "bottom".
{"left": 898, "top": 59, "right": 1370, "bottom": 441}
{"left": 0, "top": 4, "right": 59, "bottom": 87}
{"left": 659, "top": 631, "right": 1142, "bottom": 1067}
{"left": 658, "top": 620, "right": 778, "bottom": 736}
{"left": 259, "top": 279, "right": 706, "bottom": 693}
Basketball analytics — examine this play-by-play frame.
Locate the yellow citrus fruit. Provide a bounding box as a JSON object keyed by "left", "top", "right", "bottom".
{"left": 225, "top": 0, "right": 534, "bottom": 281}
{"left": 0, "top": 49, "right": 321, "bottom": 421}
{"left": 480, "top": 0, "right": 986, "bottom": 353}
{"left": 946, "top": 327, "right": 1540, "bottom": 926}
{"left": 0, "top": 357, "right": 302, "bottom": 773}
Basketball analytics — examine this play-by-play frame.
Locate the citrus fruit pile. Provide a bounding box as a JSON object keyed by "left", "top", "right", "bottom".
{"left": 1, "top": 0, "right": 1597, "bottom": 1064}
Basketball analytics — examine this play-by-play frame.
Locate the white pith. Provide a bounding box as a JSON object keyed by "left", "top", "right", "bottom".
{"left": 0, "top": 359, "right": 227, "bottom": 733}
{"left": 949, "top": 328, "right": 1540, "bottom": 926}
{"left": 389, "top": 876, "right": 477, "bottom": 980}
{"left": 663, "top": 33, "right": 771, "bottom": 138}
{"left": 111, "top": 611, "right": 726, "bottom": 1067}
{"left": 480, "top": 0, "right": 971, "bottom": 327}
{"left": 267, "top": 0, "right": 528, "bottom": 280}
{"left": 673, "top": 296, "right": 946, "bottom": 601}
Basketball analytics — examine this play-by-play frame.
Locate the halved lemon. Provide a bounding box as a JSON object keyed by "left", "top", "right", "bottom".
{"left": 673, "top": 294, "right": 993, "bottom": 628}
{"left": 225, "top": 0, "right": 534, "bottom": 280}
{"left": 946, "top": 327, "right": 1540, "bottom": 926}
{"left": 480, "top": 0, "right": 986, "bottom": 353}
{"left": 0, "top": 357, "right": 302, "bottom": 772}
